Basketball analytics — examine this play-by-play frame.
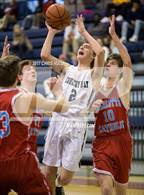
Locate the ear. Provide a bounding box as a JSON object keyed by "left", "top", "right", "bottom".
{"left": 17, "top": 74, "right": 22, "bottom": 82}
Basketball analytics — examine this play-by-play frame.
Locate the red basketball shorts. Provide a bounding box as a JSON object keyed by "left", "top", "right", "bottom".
{"left": 92, "top": 132, "right": 133, "bottom": 184}
{"left": 0, "top": 152, "right": 51, "bottom": 195}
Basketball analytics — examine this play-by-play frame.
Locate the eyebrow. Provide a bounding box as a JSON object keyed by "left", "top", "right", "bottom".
{"left": 83, "top": 44, "right": 90, "bottom": 48}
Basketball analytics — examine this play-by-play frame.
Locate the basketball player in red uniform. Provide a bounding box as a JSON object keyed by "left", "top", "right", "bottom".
{"left": 92, "top": 15, "right": 133, "bottom": 195}
{"left": 18, "top": 60, "right": 43, "bottom": 153}
{"left": 0, "top": 55, "right": 69, "bottom": 195}
{"left": 2, "top": 38, "right": 46, "bottom": 154}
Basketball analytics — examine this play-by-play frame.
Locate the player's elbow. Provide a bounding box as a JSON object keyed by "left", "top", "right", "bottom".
{"left": 41, "top": 52, "right": 50, "bottom": 61}
{"left": 125, "top": 61, "right": 132, "bottom": 68}
{"left": 97, "top": 48, "right": 105, "bottom": 58}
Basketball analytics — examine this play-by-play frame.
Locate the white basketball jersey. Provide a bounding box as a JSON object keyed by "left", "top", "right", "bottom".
{"left": 54, "top": 66, "right": 96, "bottom": 117}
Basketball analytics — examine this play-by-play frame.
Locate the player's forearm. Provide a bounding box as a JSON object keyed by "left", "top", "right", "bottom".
{"left": 41, "top": 31, "right": 55, "bottom": 60}
{"left": 32, "top": 94, "right": 69, "bottom": 113}
{"left": 81, "top": 30, "right": 104, "bottom": 56}
{"left": 111, "top": 33, "right": 132, "bottom": 68}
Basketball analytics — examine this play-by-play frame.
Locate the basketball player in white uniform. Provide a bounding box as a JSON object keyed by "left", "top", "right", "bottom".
{"left": 41, "top": 15, "right": 105, "bottom": 195}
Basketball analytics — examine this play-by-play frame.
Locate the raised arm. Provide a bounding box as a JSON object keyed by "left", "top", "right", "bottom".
{"left": 76, "top": 15, "right": 105, "bottom": 89}
{"left": 109, "top": 15, "right": 133, "bottom": 94}
{"left": 40, "top": 23, "right": 70, "bottom": 74}
{"left": 1, "top": 35, "right": 10, "bottom": 57}
{"left": 76, "top": 15, "right": 105, "bottom": 68}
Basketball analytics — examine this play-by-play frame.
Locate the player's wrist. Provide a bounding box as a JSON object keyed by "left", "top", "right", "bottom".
{"left": 80, "top": 29, "right": 87, "bottom": 36}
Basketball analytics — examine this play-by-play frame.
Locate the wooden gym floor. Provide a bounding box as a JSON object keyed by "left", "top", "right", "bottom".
{"left": 65, "top": 184, "right": 144, "bottom": 195}
{"left": 64, "top": 165, "right": 144, "bottom": 195}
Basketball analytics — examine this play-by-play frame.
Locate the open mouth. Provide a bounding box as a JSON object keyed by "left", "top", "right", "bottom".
{"left": 79, "top": 51, "right": 84, "bottom": 55}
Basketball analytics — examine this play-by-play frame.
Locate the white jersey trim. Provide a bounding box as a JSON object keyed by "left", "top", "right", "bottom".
{"left": 93, "top": 167, "right": 129, "bottom": 185}
{"left": 93, "top": 167, "right": 114, "bottom": 180}
{"left": 0, "top": 88, "right": 18, "bottom": 92}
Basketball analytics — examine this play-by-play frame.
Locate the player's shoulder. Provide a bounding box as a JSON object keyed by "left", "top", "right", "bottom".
{"left": 66, "top": 64, "right": 77, "bottom": 72}
{"left": 15, "top": 91, "right": 35, "bottom": 103}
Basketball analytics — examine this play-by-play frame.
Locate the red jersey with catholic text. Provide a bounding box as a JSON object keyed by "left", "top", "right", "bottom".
{"left": 94, "top": 87, "right": 130, "bottom": 137}
{"left": 19, "top": 88, "right": 43, "bottom": 153}
{"left": 0, "top": 88, "right": 31, "bottom": 160}
{"left": 28, "top": 113, "right": 43, "bottom": 153}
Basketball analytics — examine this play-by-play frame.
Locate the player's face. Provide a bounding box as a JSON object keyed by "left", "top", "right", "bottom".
{"left": 77, "top": 43, "right": 94, "bottom": 63}
{"left": 21, "top": 65, "right": 37, "bottom": 84}
{"left": 104, "top": 59, "right": 121, "bottom": 78}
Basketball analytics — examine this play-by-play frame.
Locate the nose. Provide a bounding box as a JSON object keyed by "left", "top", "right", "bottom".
{"left": 31, "top": 67, "right": 36, "bottom": 72}
{"left": 80, "top": 45, "right": 84, "bottom": 49}
{"left": 106, "top": 63, "right": 110, "bottom": 67}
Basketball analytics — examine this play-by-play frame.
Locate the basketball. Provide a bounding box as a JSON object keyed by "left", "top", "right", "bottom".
{"left": 45, "top": 4, "right": 71, "bottom": 30}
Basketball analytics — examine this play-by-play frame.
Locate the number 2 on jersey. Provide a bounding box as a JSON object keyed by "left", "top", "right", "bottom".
{"left": 69, "top": 89, "right": 77, "bottom": 101}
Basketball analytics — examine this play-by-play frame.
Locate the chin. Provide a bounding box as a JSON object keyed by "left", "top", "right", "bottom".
{"left": 103, "top": 70, "right": 109, "bottom": 77}
{"left": 78, "top": 56, "right": 87, "bottom": 63}
{"left": 30, "top": 79, "right": 36, "bottom": 83}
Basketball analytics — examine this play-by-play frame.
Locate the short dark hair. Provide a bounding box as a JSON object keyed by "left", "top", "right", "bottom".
{"left": 0, "top": 55, "right": 21, "bottom": 87}
{"left": 105, "top": 53, "right": 123, "bottom": 67}
{"left": 19, "top": 60, "right": 34, "bottom": 75}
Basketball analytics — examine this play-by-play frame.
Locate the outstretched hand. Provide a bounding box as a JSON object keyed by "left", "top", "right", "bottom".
{"left": 76, "top": 14, "right": 86, "bottom": 35}
{"left": 47, "top": 77, "right": 58, "bottom": 91}
{"left": 109, "top": 15, "right": 116, "bottom": 37}
{"left": 47, "top": 76, "right": 64, "bottom": 97}
{"left": 45, "top": 21, "right": 62, "bottom": 34}
{"left": 1, "top": 35, "right": 10, "bottom": 57}
{"left": 91, "top": 99, "right": 103, "bottom": 113}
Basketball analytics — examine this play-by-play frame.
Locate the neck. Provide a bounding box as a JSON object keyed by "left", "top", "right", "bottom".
{"left": 104, "top": 77, "right": 118, "bottom": 89}
{"left": 77, "top": 63, "right": 90, "bottom": 70}
{"left": 21, "top": 81, "right": 36, "bottom": 92}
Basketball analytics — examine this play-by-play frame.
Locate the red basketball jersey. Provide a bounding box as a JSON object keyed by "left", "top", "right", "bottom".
{"left": 28, "top": 113, "right": 43, "bottom": 153}
{"left": 94, "top": 87, "right": 130, "bottom": 137}
{"left": 0, "top": 88, "right": 31, "bottom": 160}
{"left": 19, "top": 87, "right": 43, "bottom": 153}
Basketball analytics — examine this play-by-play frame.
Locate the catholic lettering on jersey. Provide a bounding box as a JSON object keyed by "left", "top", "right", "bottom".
{"left": 100, "top": 98, "right": 121, "bottom": 111}
{"left": 95, "top": 97, "right": 130, "bottom": 137}
{"left": 28, "top": 113, "right": 42, "bottom": 153}
{"left": 99, "top": 120, "right": 125, "bottom": 133}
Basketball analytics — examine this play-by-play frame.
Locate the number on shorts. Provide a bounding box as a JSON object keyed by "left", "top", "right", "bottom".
{"left": 69, "top": 89, "right": 77, "bottom": 101}
{"left": 103, "top": 109, "right": 115, "bottom": 123}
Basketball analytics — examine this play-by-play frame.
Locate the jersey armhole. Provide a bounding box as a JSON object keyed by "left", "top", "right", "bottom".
{"left": 116, "top": 85, "right": 130, "bottom": 111}
{"left": 11, "top": 92, "right": 33, "bottom": 127}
